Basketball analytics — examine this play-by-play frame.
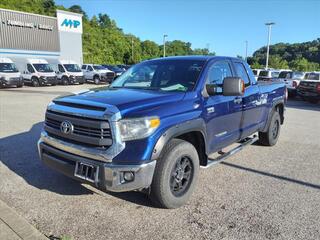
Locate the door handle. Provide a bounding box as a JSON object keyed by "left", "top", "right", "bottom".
{"left": 234, "top": 97, "right": 242, "bottom": 104}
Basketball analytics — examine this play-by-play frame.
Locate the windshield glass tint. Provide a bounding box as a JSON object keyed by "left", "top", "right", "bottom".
{"left": 278, "top": 71, "right": 291, "bottom": 78}
{"left": 33, "top": 64, "right": 53, "bottom": 72}
{"left": 308, "top": 73, "right": 320, "bottom": 80}
{"left": 0, "top": 63, "right": 19, "bottom": 73}
{"left": 93, "top": 65, "right": 105, "bottom": 70}
{"left": 111, "top": 59, "right": 205, "bottom": 92}
{"left": 259, "top": 71, "right": 268, "bottom": 77}
{"left": 292, "top": 72, "right": 304, "bottom": 79}
{"left": 63, "top": 64, "right": 81, "bottom": 72}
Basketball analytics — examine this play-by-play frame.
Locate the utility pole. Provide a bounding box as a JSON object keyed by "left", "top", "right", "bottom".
{"left": 163, "top": 34, "right": 168, "bottom": 57}
{"left": 245, "top": 40, "right": 248, "bottom": 62}
{"left": 265, "top": 22, "right": 275, "bottom": 69}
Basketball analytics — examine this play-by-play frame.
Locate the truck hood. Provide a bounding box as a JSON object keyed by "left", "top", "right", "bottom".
{"left": 68, "top": 71, "right": 83, "bottom": 77}
{"left": 0, "top": 72, "right": 21, "bottom": 79}
{"left": 39, "top": 72, "right": 56, "bottom": 77}
{"left": 54, "top": 87, "right": 185, "bottom": 117}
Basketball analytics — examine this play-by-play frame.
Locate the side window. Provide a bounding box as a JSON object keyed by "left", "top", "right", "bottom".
{"left": 206, "top": 61, "right": 232, "bottom": 93}
{"left": 81, "top": 65, "right": 87, "bottom": 70}
{"left": 88, "top": 66, "right": 93, "bottom": 71}
{"left": 58, "top": 64, "right": 65, "bottom": 72}
{"left": 27, "top": 64, "right": 34, "bottom": 73}
{"left": 234, "top": 62, "right": 250, "bottom": 86}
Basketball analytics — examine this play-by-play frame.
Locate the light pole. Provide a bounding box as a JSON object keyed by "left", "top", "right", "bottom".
{"left": 163, "top": 34, "right": 168, "bottom": 57}
{"left": 131, "top": 38, "right": 134, "bottom": 63}
{"left": 245, "top": 40, "right": 248, "bottom": 62}
{"left": 265, "top": 22, "right": 275, "bottom": 69}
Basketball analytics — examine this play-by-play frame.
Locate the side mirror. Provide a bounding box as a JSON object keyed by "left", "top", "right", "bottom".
{"left": 223, "top": 77, "right": 245, "bottom": 96}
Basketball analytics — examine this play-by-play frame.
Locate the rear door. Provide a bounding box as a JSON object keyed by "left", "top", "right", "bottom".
{"left": 232, "top": 61, "right": 263, "bottom": 138}
{"left": 203, "top": 60, "right": 242, "bottom": 153}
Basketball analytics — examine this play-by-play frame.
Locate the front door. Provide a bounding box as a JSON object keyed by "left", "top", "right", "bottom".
{"left": 203, "top": 60, "right": 243, "bottom": 153}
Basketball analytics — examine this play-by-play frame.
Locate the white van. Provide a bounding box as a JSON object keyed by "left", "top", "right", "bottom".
{"left": 0, "top": 58, "right": 23, "bottom": 88}
{"left": 22, "top": 59, "right": 57, "bottom": 87}
{"left": 55, "top": 60, "right": 84, "bottom": 85}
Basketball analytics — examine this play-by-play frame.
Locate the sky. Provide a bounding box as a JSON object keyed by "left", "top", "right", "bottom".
{"left": 55, "top": 0, "right": 320, "bottom": 57}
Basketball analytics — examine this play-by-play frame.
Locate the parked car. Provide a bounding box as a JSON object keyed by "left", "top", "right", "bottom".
{"left": 21, "top": 59, "right": 57, "bottom": 87}
{"left": 81, "top": 64, "right": 115, "bottom": 84}
{"left": 297, "top": 72, "right": 320, "bottom": 103}
{"left": 0, "top": 57, "right": 23, "bottom": 88}
{"left": 55, "top": 60, "right": 85, "bottom": 85}
{"left": 276, "top": 71, "right": 305, "bottom": 97}
{"left": 252, "top": 69, "right": 262, "bottom": 80}
{"left": 38, "top": 56, "right": 286, "bottom": 209}
{"left": 258, "top": 69, "right": 280, "bottom": 81}
{"left": 117, "top": 64, "right": 131, "bottom": 71}
{"left": 101, "top": 64, "right": 125, "bottom": 79}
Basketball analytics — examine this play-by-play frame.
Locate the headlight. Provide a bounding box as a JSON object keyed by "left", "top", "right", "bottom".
{"left": 117, "top": 116, "right": 160, "bottom": 141}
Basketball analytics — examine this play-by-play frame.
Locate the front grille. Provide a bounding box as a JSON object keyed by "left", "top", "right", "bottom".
{"left": 9, "top": 77, "right": 20, "bottom": 81}
{"left": 106, "top": 72, "right": 115, "bottom": 79}
{"left": 44, "top": 110, "right": 112, "bottom": 147}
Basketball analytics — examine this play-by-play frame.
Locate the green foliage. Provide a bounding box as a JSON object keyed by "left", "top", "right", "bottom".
{"left": 248, "top": 39, "right": 320, "bottom": 71}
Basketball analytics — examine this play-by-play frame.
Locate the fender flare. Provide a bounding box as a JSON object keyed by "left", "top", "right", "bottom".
{"left": 151, "top": 118, "right": 207, "bottom": 160}
{"left": 261, "top": 98, "right": 285, "bottom": 132}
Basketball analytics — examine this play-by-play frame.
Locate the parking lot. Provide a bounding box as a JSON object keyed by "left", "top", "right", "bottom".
{"left": 0, "top": 84, "right": 320, "bottom": 240}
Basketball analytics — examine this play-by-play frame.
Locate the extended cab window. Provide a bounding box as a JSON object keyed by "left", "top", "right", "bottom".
{"left": 81, "top": 65, "right": 87, "bottom": 70}
{"left": 58, "top": 64, "right": 65, "bottom": 72}
{"left": 206, "top": 61, "right": 232, "bottom": 93}
{"left": 27, "top": 64, "right": 35, "bottom": 73}
{"left": 234, "top": 62, "right": 250, "bottom": 86}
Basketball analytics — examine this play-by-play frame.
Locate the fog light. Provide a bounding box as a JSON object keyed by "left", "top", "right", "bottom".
{"left": 123, "top": 171, "right": 134, "bottom": 182}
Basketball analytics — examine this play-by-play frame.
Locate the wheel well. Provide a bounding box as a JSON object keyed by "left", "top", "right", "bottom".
{"left": 93, "top": 74, "right": 100, "bottom": 79}
{"left": 275, "top": 103, "right": 284, "bottom": 124}
{"left": 175, "top": 131, "right": 207, "bottom": 166}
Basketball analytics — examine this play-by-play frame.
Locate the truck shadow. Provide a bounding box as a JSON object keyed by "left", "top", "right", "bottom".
{"left": 0, "top": 122, "right": 154, "bottom": 206}
{"left": 286, "top": 98, "right": 320, "bottom": 112}
{"left": 221, "top": 162, "right": 320, "bottom": 190}
{"left": 0, "top": 122, "right": 93, "bottom": 196}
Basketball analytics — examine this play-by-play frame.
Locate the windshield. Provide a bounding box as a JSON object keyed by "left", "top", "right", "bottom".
{"left": 93, "top": 65, "right": 105, "bottom": 70}
{"left": 63, "top": 64, "right": 81, "bottom": 72}
{"left": 307, "top": 73, "right": 320, "bottom": 80}
{"left": 110, "top": 59, "right": 205, "bottom": 92}
{"left": 33, "top": 64, "right": 54, "bottom": 72}
{"left": 253, "top": 70, "right": 258, "bottom": 76}
{"left": 278, "top": 71, "right": 291, "bottom": 78}
{"left": 259, "top": 70, "right": 269, "bottom": 77}
{"left": 292, "top": 72, "right": 304, "bottom": 79}
{"left": 0, "top": 63, "right": 19, "bottom": 73}
{"left": 108, "top": 65, "right": 122, "bottom": 71}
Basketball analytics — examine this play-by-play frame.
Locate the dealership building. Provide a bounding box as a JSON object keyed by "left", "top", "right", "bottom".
{"left": 0, "top": 8, "right": 83, "bottom": 66}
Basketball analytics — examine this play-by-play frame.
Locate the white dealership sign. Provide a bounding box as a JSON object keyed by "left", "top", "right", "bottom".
{"left": 56, "top": 10, "right": 82, "bottom": 34}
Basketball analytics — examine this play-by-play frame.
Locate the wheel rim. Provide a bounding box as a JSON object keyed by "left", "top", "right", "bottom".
{"left": 272, "top": 119, "right": 280, "bottom": 139}
{"left": 170, "top": 156, "right": 193, "bottom": 197}
{"left": 95, "top": 78, "right": 99, "bottom": 84}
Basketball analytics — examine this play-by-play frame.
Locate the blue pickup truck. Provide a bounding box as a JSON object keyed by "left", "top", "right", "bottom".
{"left": 38, "top": 56, "right": 286, "bottom": 208}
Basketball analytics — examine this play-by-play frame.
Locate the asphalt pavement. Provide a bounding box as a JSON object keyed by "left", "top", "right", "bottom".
{"left": 0, "top": 84, "right": 319, "bottom": 240}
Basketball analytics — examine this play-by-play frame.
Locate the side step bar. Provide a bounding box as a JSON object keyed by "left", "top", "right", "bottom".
{"left": 201, "top": 135, "right": 259, "bottom": 169}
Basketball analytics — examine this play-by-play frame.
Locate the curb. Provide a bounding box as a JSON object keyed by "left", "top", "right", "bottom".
{"left": 0, "top": 200, "right": 48, "bottom": 240}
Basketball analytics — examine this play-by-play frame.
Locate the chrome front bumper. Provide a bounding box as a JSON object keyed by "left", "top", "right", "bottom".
{"left": 38, "top": 140, "right": 156, "bottom": 192}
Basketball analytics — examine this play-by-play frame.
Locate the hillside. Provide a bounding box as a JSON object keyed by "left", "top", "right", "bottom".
{"left": 248, "top": 39, "right": 320, "bottom": 71}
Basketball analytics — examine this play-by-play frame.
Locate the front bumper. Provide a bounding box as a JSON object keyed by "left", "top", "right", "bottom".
{"left": 0, "top": 77, "right": 23, "bottom": 86}
{"left": 69, "top": 76, "right": 85, "bottom": 84}
{"left": 38, "top": 139, "right": 156, "bottom": 192}
{"left": 39, "top": 77, "right": 57, "bottom": 85}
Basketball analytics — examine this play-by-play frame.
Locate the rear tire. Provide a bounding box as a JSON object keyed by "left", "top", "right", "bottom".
{"left": 149, "top": 139, "right": 199, "bottom": 209}
{"left": 258, "top": 110, "right": 281, "bottom": 146}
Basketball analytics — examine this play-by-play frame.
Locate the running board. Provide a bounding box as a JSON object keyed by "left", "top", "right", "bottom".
{"left": 201, "top": 135, "right": 259, "bottom": 169}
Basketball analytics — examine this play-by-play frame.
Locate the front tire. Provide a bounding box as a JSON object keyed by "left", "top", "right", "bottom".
{"left": 258, "top": 110, "right": 281, "bottom": 146}
{"left": 61, "top": 76, "right": 69, "bottom": 85}
{"left": 31, "top": 77, "right": 39, "bottom": 87}
{"left": 149, "top": 139, "right": 199, "bottom": 209}
{"left": 94, "top": 75, "right": 100, "bottom": 85}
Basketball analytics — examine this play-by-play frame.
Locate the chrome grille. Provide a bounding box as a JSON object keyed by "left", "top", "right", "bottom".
{"left": 44, "top": 110, "right": 112, "bottom": 147}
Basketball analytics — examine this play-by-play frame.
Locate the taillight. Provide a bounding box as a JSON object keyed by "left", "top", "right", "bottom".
{"left": 292, "top": 81, "right": 298, "bottom": 88}
{"left": 316, "top": 83, "right": 320, "bottom": 93}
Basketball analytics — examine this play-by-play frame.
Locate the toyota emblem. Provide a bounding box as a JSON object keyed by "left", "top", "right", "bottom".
{"left": 60, "top": 120, "right": 74, "bottom": 134}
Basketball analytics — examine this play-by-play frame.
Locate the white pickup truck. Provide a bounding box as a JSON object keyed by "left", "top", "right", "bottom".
{"left": 81, "top": 64, "right": 115, "bottom": 84}
{"left": 0, "top": 57, "right": 23, "bottom": 88}
{"left": 276, "top": 71, "right": 305, "bottom": 97}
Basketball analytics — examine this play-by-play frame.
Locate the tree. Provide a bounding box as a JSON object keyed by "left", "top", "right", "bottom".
{"left": 69, "top": 5, "right": 88, "bottom": 19}
{"left": 268, "top": 55, "right": 289, "bottom": 69}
